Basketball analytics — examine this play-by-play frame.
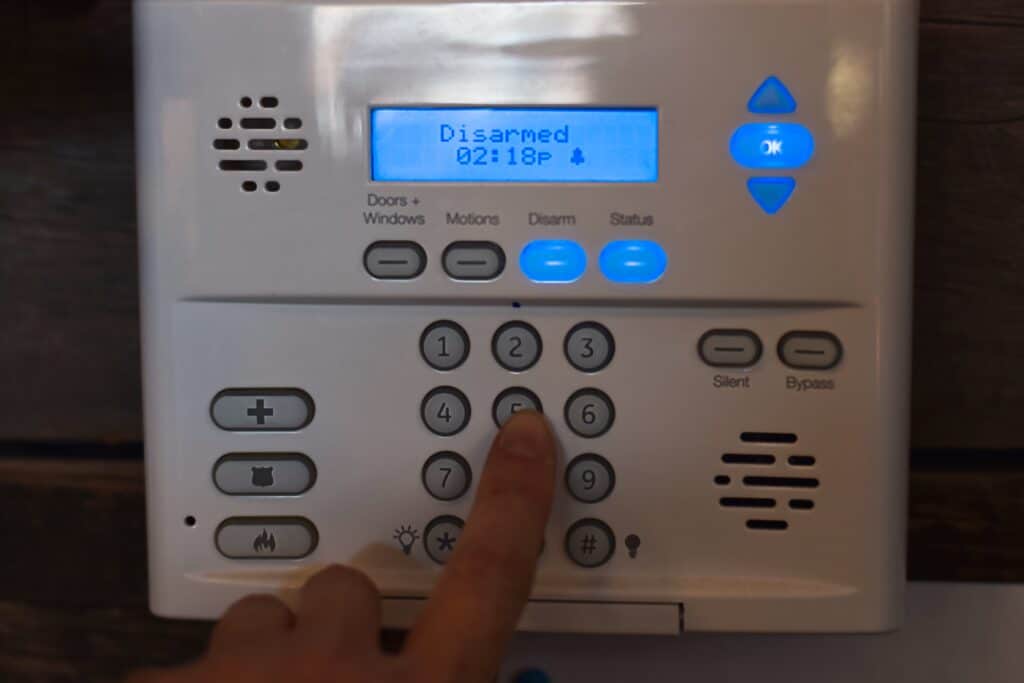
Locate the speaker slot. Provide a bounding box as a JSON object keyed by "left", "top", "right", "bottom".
{"left": 740, "top": 432, "right": 797, "bottom": 444}
{"left": 722, "top": 453, "right": 775, "bottom": 465}
{"left": 713, "top": 475, "right": 731, "bottom": 486}
{"left": 747, "top": 519, "right": 788, "bottom": 531}
{"left": 248, "top": 138, "right": 309, "bottom": 151}
{"left": 220, "top": 160, "right": 267, "bottom": 172}
{"left": 213, "top": 139, "right": 241, "bottom": 150}
{"left": 720, "top": 497, "right": 776, "bottom": 508}
{"left": 284, "top": 117, "right": 303, "bottom": 130}
{"left": 260, "top": 96, "right": 279, "bottom": 108}
{"left": 275, "top": 160, "right": 303, "bottom": 172}
{"left": 789, "top": 499, "right": 815, "bottom": 510}
{"left": 240, "top": 117, "right": 276, "bottom": 130}
{"left": 788, "top": 455, "right": 816, "bottom": 467}
{"left": 743, "top": 475, "right": 819, "bottom": 489}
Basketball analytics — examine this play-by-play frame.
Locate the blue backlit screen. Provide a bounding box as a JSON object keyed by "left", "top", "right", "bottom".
{"left": 370, "top": 108, "right": 658, "bottom": 183}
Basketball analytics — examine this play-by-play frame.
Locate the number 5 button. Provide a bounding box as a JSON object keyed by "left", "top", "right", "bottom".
{"left": 421, "top": 386, "right": 471, "bottom": 436}
{"left": 564, "top": 388, "right": 615, "bottom": 438}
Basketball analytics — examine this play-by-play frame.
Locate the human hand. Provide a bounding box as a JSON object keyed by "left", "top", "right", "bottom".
{"left": 129, "top": 410, "right": 557, "bottom": 683}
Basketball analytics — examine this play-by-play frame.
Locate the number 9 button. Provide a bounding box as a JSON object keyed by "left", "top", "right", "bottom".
{"left": 564, "top": 322, "right": 614, "bottom": 372}
{"left": 565, "top": 453, "right": 615, "bottom": 503}
{"left": 422, "top": 451, "right": 472, "bottom": 501}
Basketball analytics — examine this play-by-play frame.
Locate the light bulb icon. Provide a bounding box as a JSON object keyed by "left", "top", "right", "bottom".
{"left": 394, "top": 525, "right": 419, "bottom": 555}
{"left": 625, "top": 534, "right": 641, "bottom": 559}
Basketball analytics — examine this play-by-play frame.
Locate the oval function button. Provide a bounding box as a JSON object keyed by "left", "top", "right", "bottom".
{"left": 520, "top": 240, "right": 587, "bottom": 283}
{"left": 565, "top": 454, "right": 616, "bottom": 503}
{"left": 364, "top": 241, "right": 426, "bottom": 280}
{"left": 420, "top": 320, "right": 470, "bottom": 371}
{"left": 213, "top": 453, "right": 316, "bottom": 495}
{"left": 565, "top": 517, "right": 616, "bottom": 568}
{"left": 210, "top": 389, "right": 314, "bottom": 431}
{"left": 443, "top": 242, "right": 505, "bottom": 281}
{"left": 215, "top": 517, "right": 318, "bottom": 559}
{"left": 493, "top": 387, "right": 543, "bottom": 427}
{"left": 778, "top": 331, "right": 843, "bottom": 370}
{"left": 698, "top": 329, "right": 763, "bottom": 368}
{"left": 729, "top": 122, "right": 815, "bottom": 170}
{"left": 422, "top": 452, "right": 472, "bottom": 501}
{"left": 599, "top": 240, "right": 667, "bottom": 284}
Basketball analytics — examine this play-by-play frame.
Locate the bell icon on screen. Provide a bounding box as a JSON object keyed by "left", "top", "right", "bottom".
{"left": 570, "top": 148, "right": 585, "bottom": 165}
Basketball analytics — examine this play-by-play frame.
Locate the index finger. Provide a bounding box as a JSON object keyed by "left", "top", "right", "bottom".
{"left": 404, "top": 411, "right": 557, "bottom": 681}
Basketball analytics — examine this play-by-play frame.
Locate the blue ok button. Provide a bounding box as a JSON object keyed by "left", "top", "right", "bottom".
{"left": 599, "top": 240, "right": 667, "bottom": 284}
{"left": 520, "top": 240, "right": 587, "bottom": 283}
{"left": 729, "top": 122, "right": 815, "bottom": 169}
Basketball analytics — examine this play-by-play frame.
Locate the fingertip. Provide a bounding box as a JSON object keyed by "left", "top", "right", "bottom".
{"left": 496, "top": 410, "right": 556, "bottom": 462}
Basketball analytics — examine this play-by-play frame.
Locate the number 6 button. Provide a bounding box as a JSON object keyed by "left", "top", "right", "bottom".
{"left": 565, "top": 388, "right": 615, "bottom": 438}
{"left": 421, "top": 386, "right": 471, "bottom": 436}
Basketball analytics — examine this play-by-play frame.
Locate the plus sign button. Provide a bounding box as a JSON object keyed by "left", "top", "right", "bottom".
{"left": 565, "top": 518, "right": 616, "bottom": 568}
{"left": 210, "top": 389, "right": 315, "bottom": 431}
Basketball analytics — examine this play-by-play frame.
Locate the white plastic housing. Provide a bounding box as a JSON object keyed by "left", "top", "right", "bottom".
{"left": 136, "top": 0, "right": 917, "bottom": 634}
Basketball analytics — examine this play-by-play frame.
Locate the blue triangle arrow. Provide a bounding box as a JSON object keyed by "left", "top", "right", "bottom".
{"left": 748, "top": 76, "right": 797, "bottom": 114}
{"left": 747, "top": 177, "right": 796, "bottom": 214}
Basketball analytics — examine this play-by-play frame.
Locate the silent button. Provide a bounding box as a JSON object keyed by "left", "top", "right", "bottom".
{"left": 778, "top": 331, "right": 843, "bottom": 370}
{"left": 698, "top": 330, "right": 763, "bottom": 368}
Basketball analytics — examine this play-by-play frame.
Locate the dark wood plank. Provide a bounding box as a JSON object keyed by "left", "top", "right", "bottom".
{"left": 0, "top": 449, "right": 1023, "bottom": 681}
{"left": 1, "top": 1, "right": 1023, "bottom": 447}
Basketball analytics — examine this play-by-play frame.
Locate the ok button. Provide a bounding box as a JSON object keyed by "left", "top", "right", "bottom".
{"left": 729, "top": 122, "right": 815, "bottom": 169}
{"left": 210, "top": 389, "right": 315, "bottom": 431}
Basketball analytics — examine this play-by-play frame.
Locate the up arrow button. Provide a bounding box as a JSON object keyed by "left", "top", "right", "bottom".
{"left": 748, "top": 75, "right": 797, "bottom": 115}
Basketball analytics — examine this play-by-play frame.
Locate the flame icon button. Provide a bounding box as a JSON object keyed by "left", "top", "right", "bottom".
{"left": 215, "top": 517, "right": 319, "bottom": 559}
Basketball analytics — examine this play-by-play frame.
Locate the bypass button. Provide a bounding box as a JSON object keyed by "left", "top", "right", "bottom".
{"left": 778, "top": 331, "right": 843, "bottom": 370}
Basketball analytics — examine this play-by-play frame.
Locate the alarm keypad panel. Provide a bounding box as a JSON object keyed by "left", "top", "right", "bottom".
{"left": 137, "top": 0, "right": 916, "bottom": 634}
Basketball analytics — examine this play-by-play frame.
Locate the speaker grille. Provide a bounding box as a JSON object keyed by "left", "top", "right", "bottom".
{"left": 213, "top": 95, "right": 308, "bottom": 194}
{"left": 716, "top": 433, "right": 818, "bottom": 531}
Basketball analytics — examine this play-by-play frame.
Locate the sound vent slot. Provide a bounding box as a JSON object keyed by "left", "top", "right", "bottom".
{"left": 240, "top": 117, "right": 276, "bottom": 130}
{"left": 249, "top": 138, "right": 309, "bottom": 151}
{"left": 260, "top": 96, "right": 279, "bottom": 108}
{"left": 213, "top": 139, "right": 240, "bottom": 150}
{"left": 714, "top": 475, "right": 731, "bottom": 486}
{"left": 722, "top": 453, "right": 775, "bottom": 465}
{"left": 275, "top": 160, "right": 303, "bottom": 172}
{"left": 740, "top": 432, "right": 797, "bottom": 444}
{"left": 220, "top": 160, "right": 267, "bottom": 172}
{"left": 720, "top": 497, "right": 776, "bottom": 508}
{"left": 790, "top": 499, "right": 815, "bottom": 510}
{"left": 747, "top": 519, "right": 788, "bottom": 531}
{"left": 788, "top": 455, "right": 816, "bottom": 467}
{"left": 743, "top": 476, "right": 819, "bottom": 489}
{"left": 284, "top": 117, "right": 303, "bottom": 130}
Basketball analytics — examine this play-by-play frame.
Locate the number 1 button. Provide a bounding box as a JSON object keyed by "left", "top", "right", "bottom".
{"left": 421, "top": 321, "right": 470, "bottom": 371}
{"left": 421, "top": 387, "right": 471, "bottom": 436}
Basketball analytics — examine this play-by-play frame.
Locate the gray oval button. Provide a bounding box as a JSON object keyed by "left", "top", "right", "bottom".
{"left": 565, "top": 322, "right": 615, "bottom": 372}
{"left": 213, "top": 454, "right": 316, "bottom": 495}
{"left": 421, "top": 386, "right": 471, "bottom": 436}
{"left": 492, "top": 321, "right": 542, "bottom": 371}
{"left": 364, "top": 241, "right": 426, "bottom": 279}
{"left": 565, "top": 453, "right": 615, "bottom": 503}
{"left": 422, "top": 452, "right": 472, "bottom": 501}
{"left": 443, "top": 242, "right": 505, "bottom": 281}
{"left": 778, "top": 331, "right": 843, "bottom": 370}
{"left": 210, "top": 389, "right": 314, "bottom": 431}
{"left": 698, "top": 329, "right": 763, "bottom": 368}
{"left": 564, "top": 389, "right": 615, "bottom": 438}
{"left": 215, "top": 517, "right": 318, "bottom": 559}
{"left": 492, "top": 387, "right": 543, "bottom": 427}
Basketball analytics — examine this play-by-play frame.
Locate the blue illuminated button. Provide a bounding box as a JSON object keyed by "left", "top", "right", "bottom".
{"left": 729, "top": 123, "right": 814, "bottom": 169}
{"left": 748, "top": 76, "right": 797, "bottom": 114}
{"left": 599, "top": 240, "right": 667, "bottom": 284}
{"left": 747, "top": 177, "right": 796, "bottom": 214}
{"left": 520, "top": 240, "right": 587, "bottom": 283}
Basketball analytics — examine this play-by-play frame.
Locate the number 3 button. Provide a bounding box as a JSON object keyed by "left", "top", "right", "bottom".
{"left": 421, "top": 386, "right": 471, "bottom": 436}
{"left": 422, "top": 451, "right": 472, "bottom": 501}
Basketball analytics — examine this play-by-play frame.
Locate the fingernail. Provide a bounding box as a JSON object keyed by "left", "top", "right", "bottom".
{"left": 497, "top": 411, "right": 551, "bottom": 459}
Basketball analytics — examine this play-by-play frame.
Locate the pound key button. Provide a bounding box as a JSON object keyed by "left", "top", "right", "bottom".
{"left": 565, "top": 518, "right": 616, "bottom": 568}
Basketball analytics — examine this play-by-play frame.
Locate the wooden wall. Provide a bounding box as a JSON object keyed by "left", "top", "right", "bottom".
{"left": 1, "top": 0, "right": 1022, "bottom": 681}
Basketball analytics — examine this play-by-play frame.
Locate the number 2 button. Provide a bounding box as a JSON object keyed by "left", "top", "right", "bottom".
{"left": 421, "top": 387, "right": 471, "bottom": 436}
{"left": 492, "top": 321, "right": 542, "bottom": 372}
